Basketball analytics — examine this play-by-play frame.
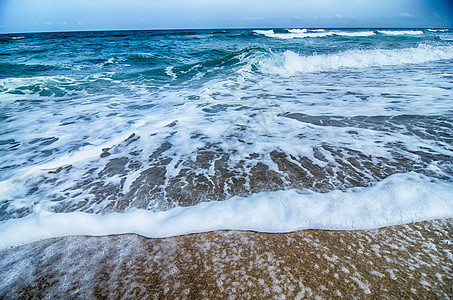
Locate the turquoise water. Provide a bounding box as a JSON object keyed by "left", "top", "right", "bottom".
{"left": 0, "top": 28, "right": 452, "bottom": 245}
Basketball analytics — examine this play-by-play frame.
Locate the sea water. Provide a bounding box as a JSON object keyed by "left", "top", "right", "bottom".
{"left": 0, "top": 28, "right": 452, "bottom": 248}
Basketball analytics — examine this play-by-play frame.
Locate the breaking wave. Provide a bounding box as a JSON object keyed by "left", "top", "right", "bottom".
{"left": 254, "top": 29, "right": 375, "bottom": 39}
{"left": 377, "top": 30, "right": 424, "bottom": 35}
{"left": 257, "top": 44, "right": 453, "bottom": 76}
{"left": 254, "top": 29, "right": 437, "bottom": 39}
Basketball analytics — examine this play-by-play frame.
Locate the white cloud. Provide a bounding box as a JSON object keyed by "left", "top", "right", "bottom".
{"left": 336, "top": 13, "right": 343, "bottom": 18}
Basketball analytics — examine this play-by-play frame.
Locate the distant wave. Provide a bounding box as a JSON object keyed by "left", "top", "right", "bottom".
{"left": 333, "top": 31, "right": 375, "bottom": 37}
{"left": 288, "top": 28, "right": 307, "bottom": 34}
{"left": 254, "top": 29, "right": 331, "bottom": 39}
{"left": 254, "top": 29, "right": 433, "bottom": 39}
{"left": 377, "top": 30, "right": 424, "bottom": 35}
{"left": 254, "top": 29, "right": 376, "bottom": 39}
{"left": 257, "top": 44, "right": 453, "bottom": 76}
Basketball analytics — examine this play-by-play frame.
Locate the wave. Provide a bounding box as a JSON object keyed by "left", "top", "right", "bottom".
{"left": 0, "top": 74, "right": 114, "bottom": 97}
{"left": 254, "top": 29, "right": 331, "bottom": 39}
{"left": 333, "top": 31, "right": 375, "bottom": 37}
{"left": 0, "top": 172, "right": 451, "bottom": 249}
{"left": 0, "top": 63, "right": 58, "bottom": 79}
{"left": 288, "top": 28, "right": 307, "bottom": 34}
{"left": 255, "top": 29, "right": 376, "bottom": 39}
{"left": 377, "top": 30, "right": 424, "bottom": 35}
{"left": 138, "top": 46, "right": 269, "bottom": 81}
{"left": 257, "top": 44, "right": 453, "bottom": 76}
{"left": 253, "top": 29, "right": 275, "bottom": 36}
{"left": 254, "top": 29, "right": 434, "bottom": 39}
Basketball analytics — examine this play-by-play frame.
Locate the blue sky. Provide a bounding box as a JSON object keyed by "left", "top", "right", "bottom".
{"left": 0, "top": 0, "right": 452, "bottom": 33}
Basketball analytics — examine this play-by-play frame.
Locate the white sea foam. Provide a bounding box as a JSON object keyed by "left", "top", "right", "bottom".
{"left": 34, "top": 130, "right": 137, "bottom": 172}
{"left": 253, "top": 29, "right": 275, "bottom": 36}
{"left": 288, "top": 28, "right": 308, "bottom": 34}
{"left": 165, "top": 66, "right": 177, "bottom": 80}
{"left": 0, "top": 172, "right": 451, "bottom": 250}
{"left": 256, "top": 30, "right": 332, "bottom": 39}
{"left": 0, "top": 75, "right": 76, "bottom": 92}
{"left": 254, "top": 29, "right": 375, "bottom": 39}
{"left": 333, "top": 31, "right": 375, "bottom": 37}
{"left": 258, "top": 44, "right": 453, "bottom": 76}
{"left": 378, "top": 30, "right": 424, "bottom": 35}
{"left": 254, "top": 29, "right": 429, "bottom": 39}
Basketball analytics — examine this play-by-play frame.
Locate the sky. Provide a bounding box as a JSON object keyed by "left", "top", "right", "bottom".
{"left": 0, "top": 0, "right": 452, "bottom": 33}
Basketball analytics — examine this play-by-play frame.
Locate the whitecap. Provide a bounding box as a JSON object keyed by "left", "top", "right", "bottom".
{"left": 253, "top": 29, "right": 275, "bottom": 37}
{"left": 254, "top": 29, "right": 332, "bottom": 39}
{"left": 333, "top": 31, "right": 376, "bottom": 37}
{"left": 255, "top": 29, "right": 375, "bottom": 39}
{"left": 258, "top": 44, "right": 453, "bottom": 76}
{"left": 288, "top": 28, "right": 308, "bottom": 34}
{"left": 165, "top": 66, "right": 177, "bottom": 80}
{"left": 378, "top": 30, "right": 424, "bottom": 35}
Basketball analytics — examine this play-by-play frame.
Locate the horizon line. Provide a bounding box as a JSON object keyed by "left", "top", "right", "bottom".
{"left": 1, "top": 26, "right": 451, "bottom": 35}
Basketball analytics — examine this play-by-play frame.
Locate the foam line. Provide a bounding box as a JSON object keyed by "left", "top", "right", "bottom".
{"left": 0, "top": 172, "right": 451, "bottom": 250}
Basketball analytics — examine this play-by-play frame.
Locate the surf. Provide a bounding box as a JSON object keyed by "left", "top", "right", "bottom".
{"left": 0, "top": 172, "right": 451, "bottom": 250}
{"left": 256, "top": 44, "right": 453, "bottom": 76}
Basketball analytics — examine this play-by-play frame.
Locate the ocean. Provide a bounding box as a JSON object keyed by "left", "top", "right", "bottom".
{"left": 0, "top": 28, "right": 452, "bottom": 248}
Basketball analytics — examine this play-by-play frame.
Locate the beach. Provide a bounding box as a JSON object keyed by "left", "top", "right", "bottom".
{"left": 1, "top": 218, "right": 451, "bottom": 298}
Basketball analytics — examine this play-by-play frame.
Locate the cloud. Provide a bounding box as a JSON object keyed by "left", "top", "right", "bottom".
{"left": 335, "top": 13, "right": 343, "bottom": 18}
{"left": 400, "top": 12, "right": 414, "bottom": 17}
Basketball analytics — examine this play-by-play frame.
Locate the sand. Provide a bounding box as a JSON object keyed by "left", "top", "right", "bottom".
{"left": 0, "top": 218, "right": 451, "bottom": 299}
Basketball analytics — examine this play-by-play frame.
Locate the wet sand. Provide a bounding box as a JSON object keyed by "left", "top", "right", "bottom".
{"left": 1, "top": 218, "right": 451, "bottom": 299}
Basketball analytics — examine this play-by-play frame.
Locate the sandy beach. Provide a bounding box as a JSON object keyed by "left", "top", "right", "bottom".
{"left": 1, "top": 218, "right": 451, "bottom": 299}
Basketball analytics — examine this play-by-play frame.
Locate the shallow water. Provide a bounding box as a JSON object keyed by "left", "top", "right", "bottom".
{"left": 0, "top": 28, "right": 452, "bottom": 246}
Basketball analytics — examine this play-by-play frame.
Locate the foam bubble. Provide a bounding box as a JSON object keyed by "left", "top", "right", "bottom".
{"left": 0, "top": 172, "right": 451, "bottom": 249}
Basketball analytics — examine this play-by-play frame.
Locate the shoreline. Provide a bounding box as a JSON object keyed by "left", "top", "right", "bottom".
{"left": 1, "top": 172, "right": 452, "bottom": 251}
{"left": 1, "top": 218, "right": 451, "bottom": 298}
